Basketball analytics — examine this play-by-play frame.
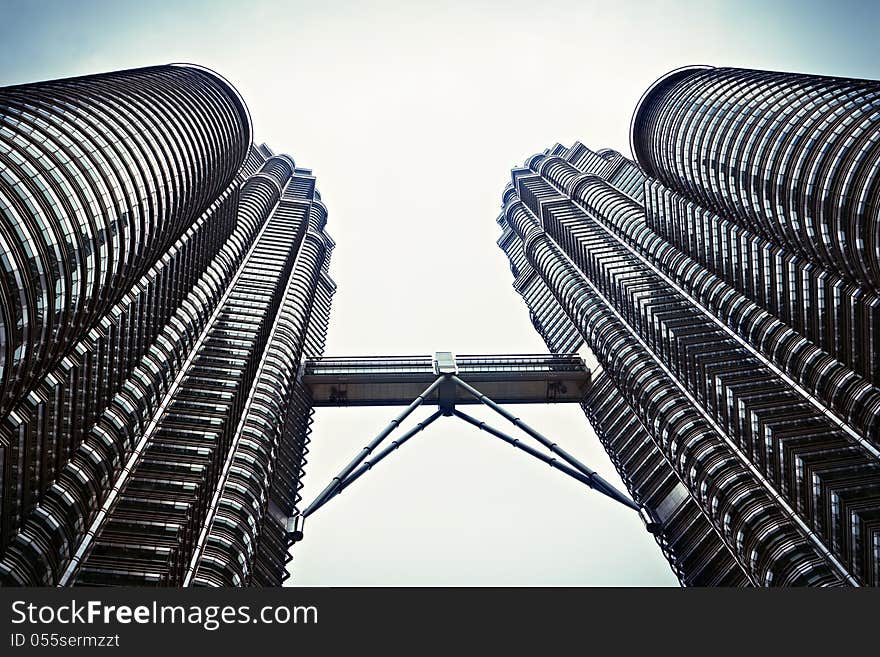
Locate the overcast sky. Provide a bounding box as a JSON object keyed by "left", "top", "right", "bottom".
{"left": 2, "top": 0, "right": 877, "bottom": 586}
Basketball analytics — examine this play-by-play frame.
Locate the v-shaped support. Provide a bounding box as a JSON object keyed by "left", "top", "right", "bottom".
{"left": 287, "top": 373, "right": 639, "bottom": 543}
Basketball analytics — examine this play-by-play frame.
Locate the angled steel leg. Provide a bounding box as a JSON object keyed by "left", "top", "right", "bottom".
{"left": 450, "top": 375, "right": 638, "bottom": 511}
{"left": 301, "top": 376, "right": 445, "bottom": 518}
{"left": 303, "top": 409, "right": 444, "bottom": 519}
{"left": 453, "top": 409, "right": 639, "bottom": 511}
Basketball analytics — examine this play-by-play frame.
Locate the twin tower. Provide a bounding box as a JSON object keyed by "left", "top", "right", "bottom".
{"left": 0, "top": 64, "right": 878, "bottom": 586}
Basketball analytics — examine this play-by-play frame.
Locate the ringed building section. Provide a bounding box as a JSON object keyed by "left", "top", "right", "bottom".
{"left": 0, "top": 65, "right": 335, "bottom": 587}
{"left": 0, "top": 64, "right": 252, "bottom": 418}
{"left": 631, "top": 66, "right": 880, "bottom": 293}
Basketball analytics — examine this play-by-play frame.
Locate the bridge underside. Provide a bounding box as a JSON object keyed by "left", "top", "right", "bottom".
{"left": 303, "top": 354, "right": 590, "bottom": 406}
{"left": 289, "top": 353, "right": 640, "bottom": 532}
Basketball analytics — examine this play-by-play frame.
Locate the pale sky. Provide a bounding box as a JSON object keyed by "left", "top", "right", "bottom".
{"left": 2, "top": 0, "right": 877, "bottom": 586}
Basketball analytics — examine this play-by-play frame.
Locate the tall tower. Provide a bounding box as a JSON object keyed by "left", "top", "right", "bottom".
{"left": 0, "top": 65, "right": 335, "bottom": 586}
{"left": 498, "top": 66, "right": 880, "bottom": 586}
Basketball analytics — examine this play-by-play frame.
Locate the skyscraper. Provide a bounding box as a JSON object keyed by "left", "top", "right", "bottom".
{"left": 0, "top": 65, "right": 335, "bottom": 586}
{"left": 498, "top": 66, "right": 880, "bottom": 586}
{"left": 5, "top": 61, "right": 879, "bottom": 590}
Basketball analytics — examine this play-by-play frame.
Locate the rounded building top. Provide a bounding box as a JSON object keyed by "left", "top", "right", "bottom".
{"left": 629, "top": 65, "right": 712, "bottom": 173}
{"left": 170, "top": 62, "right": 254, "bottom": 148}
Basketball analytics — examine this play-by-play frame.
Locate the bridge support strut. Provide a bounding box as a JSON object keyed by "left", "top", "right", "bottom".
{"left": 287, "top": 372, "right": 640, "bottom": 545}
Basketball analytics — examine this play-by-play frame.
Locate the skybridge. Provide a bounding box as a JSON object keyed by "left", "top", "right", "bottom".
{"left": 303, "top": 353, "right": 591, "bottom": 407}
{"left": 288, "top": 353, "right": 645, "bottom": 544}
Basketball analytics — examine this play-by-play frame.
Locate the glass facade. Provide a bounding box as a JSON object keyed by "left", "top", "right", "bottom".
{"left": 4, "top": 61, "right": 877, "bottom": 587}
{"left": 499, "top": 65, "right": 880, "bottom": 586}
{"left": 0, "top": 66, "right": 335, "bottom": 586}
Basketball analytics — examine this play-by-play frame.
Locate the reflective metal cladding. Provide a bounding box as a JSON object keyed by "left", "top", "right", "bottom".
{"left": 632, "top": 66, "right": 880, "bottom": 294}
{"left": 0, "top": 64, "right": 251, "bottom": 417}
{"left": 4, "top": 60, "right": 880, "bottom": 588}
{"left": 0, "top": 65, "right": 335, "bottom": 586}
{"left": 500, "top": 66, "right": 880, "bottom": 586}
